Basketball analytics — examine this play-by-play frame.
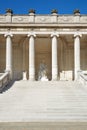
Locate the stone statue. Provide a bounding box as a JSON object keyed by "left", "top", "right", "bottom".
{"left": 38, "top": 60, "right": 48, "bottom": 81}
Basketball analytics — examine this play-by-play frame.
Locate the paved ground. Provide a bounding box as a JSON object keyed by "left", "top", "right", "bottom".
{"left": 0, "top": 122, "right": 87, "bottom": 130}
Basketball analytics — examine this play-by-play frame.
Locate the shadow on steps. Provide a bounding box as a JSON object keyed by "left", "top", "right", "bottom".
{"left": 0, "top": 80, "right": 15, "bottom": 94}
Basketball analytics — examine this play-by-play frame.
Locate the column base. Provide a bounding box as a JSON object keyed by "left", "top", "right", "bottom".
{"left": 52, "top": 76, "right": 59, "bottom": 81}
{"left": 29, "top": 78, "right": 35, "bottom": 81}
{"left": 52, "top": 78, "right": 58, "bottom": 81}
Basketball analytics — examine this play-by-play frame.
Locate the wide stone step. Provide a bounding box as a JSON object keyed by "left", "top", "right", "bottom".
{"left": 0, "top": 81, "right": 87, "bottom": 123}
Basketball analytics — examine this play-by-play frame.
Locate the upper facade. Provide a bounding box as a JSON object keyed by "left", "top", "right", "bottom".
{"left": 0, "top": 9, "right": 87, "bottom": 81}
{"left": 0, "top": 9, "right": 87, "bottom": 25}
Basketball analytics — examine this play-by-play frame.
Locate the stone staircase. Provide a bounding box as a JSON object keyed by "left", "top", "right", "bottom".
{"left": 0, "top": 81, "right": 87, "bottom": 129}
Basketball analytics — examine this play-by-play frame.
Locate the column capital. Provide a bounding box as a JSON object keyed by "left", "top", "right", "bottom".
{"left": 4, "top": 32, "right": 13, "bottom": 37}
{"left": 27, "top": 32, "right": 36, "bottom": 37}
{"left": 51, "top": 32, "right": 59, "bottom": 37}
{"left": 74, "top": 32, "right": 82, "bottom": 38}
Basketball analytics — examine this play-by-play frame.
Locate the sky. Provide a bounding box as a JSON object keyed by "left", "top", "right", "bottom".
{"left": 0, "top": 0, "right": 87, "bottom": 15}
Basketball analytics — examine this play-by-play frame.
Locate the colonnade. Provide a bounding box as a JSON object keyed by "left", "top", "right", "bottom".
{"left": 4, "top": 32, "right": 81, "bottom": 81}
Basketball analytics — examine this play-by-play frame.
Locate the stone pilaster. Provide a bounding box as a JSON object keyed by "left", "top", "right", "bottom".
{"left": 4, "top": 33, "right": 13, "bottom": 79}
{"left": 28, "top": 33, "right": 36, "bottom": 81}
{"left": 51, "top": 33, "right": 59, "bottom": 81}
{"left": 74, "top": 33, "right": 82, "bottom": 80}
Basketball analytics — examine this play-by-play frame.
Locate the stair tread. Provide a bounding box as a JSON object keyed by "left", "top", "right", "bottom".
{"left": 0, "top": 81, "right": 87, "bottom": 122}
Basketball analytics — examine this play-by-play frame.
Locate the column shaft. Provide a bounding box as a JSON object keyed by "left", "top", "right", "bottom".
{"left": 29, "top": 35, "right": 35, "bottom": 80}
{"left": 5, "top": 35, "right": 13, "bottom": 79}
{"left": 22, "top": 43, "right": 26, "bottom": 71}
{"left": 74, "top": 35, "right": 81, "bottom": 80}
{"left": 52, "top": 35, "right": 58, "bottom": 80}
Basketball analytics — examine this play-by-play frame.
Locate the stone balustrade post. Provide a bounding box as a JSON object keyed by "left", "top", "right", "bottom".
{"left": 51, "top": 9, "right": 58, "bottom": 23}
{"left": 6, "top": 9, "right": 13, "bottom": 23}
{"left": 74, "top": 9, "right": 80, "bottom": 23}
{"left": 28, "top": 9, "right": 35, "bottom": 23}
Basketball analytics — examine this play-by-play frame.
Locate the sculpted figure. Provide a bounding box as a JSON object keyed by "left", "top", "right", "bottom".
{"left": 38, "top": 60, "right": 48, "bottom": 81}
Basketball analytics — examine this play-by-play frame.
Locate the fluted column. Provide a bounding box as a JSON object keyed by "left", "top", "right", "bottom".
{"left": 4, "top": 33, "right": 13, "bottom": 79}
{"left": 28, "top": 33, "right": 36, "bottom": 81}
{"left": 74, "top": 33, "right": 82, "bottom": 80}
{"left": 51, "top": 33, "right": 59, "bottom": 81}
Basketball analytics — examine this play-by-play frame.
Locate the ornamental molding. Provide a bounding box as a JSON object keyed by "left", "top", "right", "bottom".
{"left": 12, "top": 16, "right": 29, "bottom": 23}
{"left": 35, "top": 16, "right": 51, "bottom": 23}
{"left": 58, "top": 16, "right": 74, "bottom": 23}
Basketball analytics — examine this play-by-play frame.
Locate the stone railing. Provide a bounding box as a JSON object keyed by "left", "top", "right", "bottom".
{"left": 0, "top": 72, "right": 10, "bottom": 92}
{"left": 0, "top": 14, "right": 87, "bottom": 24}
{"left": 78, "top": 70, "right": 87, "bottom": 85}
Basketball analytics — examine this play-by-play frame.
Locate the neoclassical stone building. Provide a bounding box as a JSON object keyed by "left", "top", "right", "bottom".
{"left": 0, "top": 9, "right": 87, "bottom": 81}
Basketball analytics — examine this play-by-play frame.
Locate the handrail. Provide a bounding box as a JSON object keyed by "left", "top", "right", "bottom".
{"left": 0, "top": 72, "right": 10, "bottom": 92}
{"left": 80, "top": 73, "right": 87, "bottom": 81}
{"left": 78, "top": 70, "right": 87, "bottom": 85}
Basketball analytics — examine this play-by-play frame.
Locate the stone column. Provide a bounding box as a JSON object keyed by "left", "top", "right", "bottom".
{"left": 74, "top": 33, "right": 82, "bottom": 80}
{"left": 5, "top": 33, "right": 13, "bottom": 79}
{"left": 28, "top": 33, "right": 36, "bottom": 81}
{"left": 22, "top": 43, "right": 26, "bottom": 71}
{"left": 51, "top": 33, "right": 59, "bottom": 81}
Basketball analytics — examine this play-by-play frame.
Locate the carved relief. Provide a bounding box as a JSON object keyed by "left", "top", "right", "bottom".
{"left": 12, "top": 16, "right": 28, "bottom": 23}
{"left": 38, "top": 60, "right": 48, "bottom": 81}
{"left": 58, "top": 16, "right": 74, "bottom": 23}
{"left": 35, "top": 16, "right": 51, "bottom": 23}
